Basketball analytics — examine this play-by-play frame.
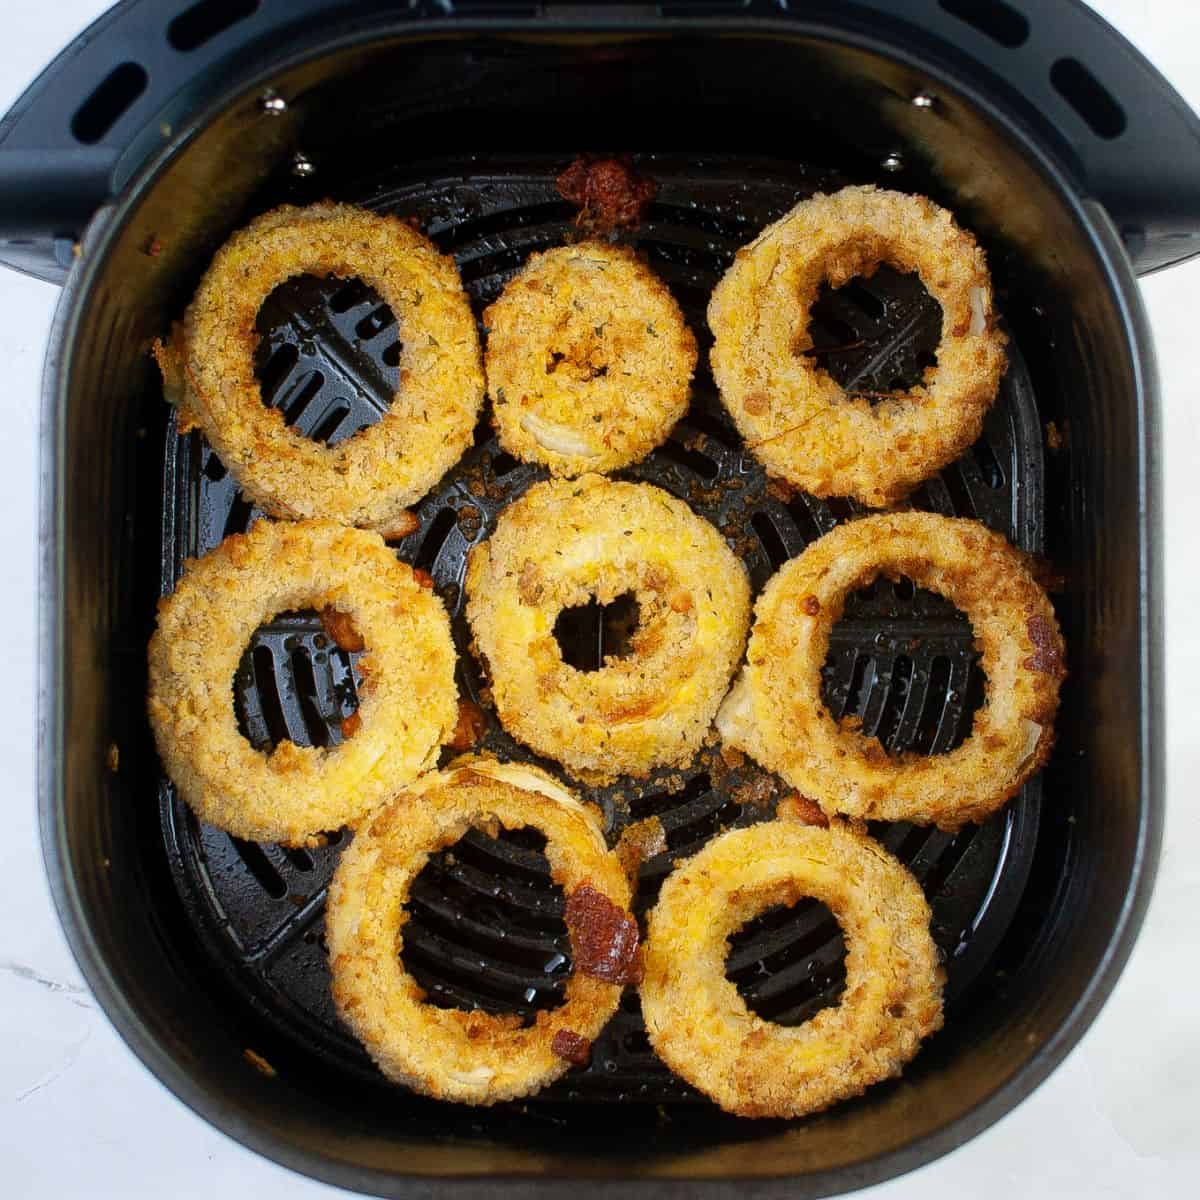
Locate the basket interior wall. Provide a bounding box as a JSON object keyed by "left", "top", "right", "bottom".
{"left": 49, "top": 30, "right": 1146, "bottom": 1181}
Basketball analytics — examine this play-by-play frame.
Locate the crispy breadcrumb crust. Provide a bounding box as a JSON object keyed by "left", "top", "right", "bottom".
{"left": 147, "top": 519, "right": 458, "bottom": 844}
{"left": 326, "top": 759, "right": 630, "bottom": 1103}
{"left": 641, "top": 820, "right": 944, "bottom": 1118}
{"left": 718, "top": 513, "right": 1064, "bottom": 830}
{"left": 709, "top": 186, "right": 1006, "bottom": 507}
{"left": 154, "top": 203, "right": 483, "bottom": 532}
{"left": 485, "top": 242, "right": 696, "bottom": 475}
{"left": 465, "top": 476, "right": 750, "bottom": 783}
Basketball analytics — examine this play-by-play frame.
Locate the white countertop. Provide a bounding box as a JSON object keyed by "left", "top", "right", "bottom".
{"left": 2, "top": 2, "right": 1197, "bottom": 1196}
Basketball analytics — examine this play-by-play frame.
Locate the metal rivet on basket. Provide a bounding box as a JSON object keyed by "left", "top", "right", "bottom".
{"left": 260, "top": 90, "right": 288, "bottom": 115}
{"left": 881, "top": 152, "right": 905, "bottom": 172}
{"left": 911, "top": 92, "right": 937, "bottom": 109}
{"left": 291, "top": 152, "right": 315, "bottom": 178}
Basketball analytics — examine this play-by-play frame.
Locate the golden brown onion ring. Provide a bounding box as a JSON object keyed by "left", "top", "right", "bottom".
{"left": 641, "top": 819, "right": 944, "bottom": 1118}
{"left": 485, "top": 242, "right": 696, "bottom": 476}
{"left": 708, "top": 185, "right": 1006, "bottom": 507}
{"left": 147, "top": 518, "right": 458, "bottom": 844}
{"left": 154, "top": 203, "right": 483, "bottom": 533}
{"left": 717, "top": 512, "right": 1064, "bottom": 830}
{"left": 326, "top": 759, "right": 633, "bottom": 1104}
{"left": 465, "top": 476, "right": 750, "bottom": 783}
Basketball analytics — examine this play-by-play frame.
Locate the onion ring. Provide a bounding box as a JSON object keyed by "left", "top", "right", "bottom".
{"left": 326, "top": 758, "right": 633, "bottom": 1104}
{"left": 708, "top": 185, "right": 1007, "bottom": 507}
{"left": 641, "top": 819, "right": 944, "bottom": 1118}
{"left": 717, "top": 512, "right": 1064, "bottom": 830}
{"left": 147, "top": 518, "right": 458, "bottom": 845}
{"left": 154, "top": 203, "right": 483, "bottom": 534}
{"left": 485, "top": 242, "right": 696, "bottom": 475}
{"left": 465, "top": 476, "right": 750, "bottom": 783}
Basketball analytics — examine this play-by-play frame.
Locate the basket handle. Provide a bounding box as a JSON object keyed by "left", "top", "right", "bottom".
{"left": 3, "top": 0, "right": 1198, "bottom": 282}
{"left": 0, "top": 0, "right": 452, "bottom": 283}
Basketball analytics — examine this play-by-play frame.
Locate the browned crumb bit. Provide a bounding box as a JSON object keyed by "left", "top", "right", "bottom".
{"left": 447, "top": 699, "right": 487, "bottom": 751}
{"left": 564, "top": 883, "right": 643, "bottom": 985}
{"left": 551, "top": 1028, "right": 592, "bottom": 1067}
{"left": 719, "top": 744, "right": 746, "bottom": 770}
{"left": 765, "top": 477, "right": 796, "bottom": 502}
{"left": 668, "top": 589, "right": 693, "bottom": 614}
{"left": 319, "top": 607, "right": 365, "bottom": 653}
{"left": 474, "top": 813, "right": 502, "bottom": 840}
{"left": 143, "top": 235, "right": 163, "bottom": 258}
{"left": 777, "top": 793, "right": 829, "bottom": 827}
{"left": 1045, "top": 420, "right": 1065, "bottom": 452}
{"left": 106, "top": 743, "right": 120, "bottom": 773}
{"left": 730, "top": 772, "right": 776, "bottom": 811}
{"left": 379, "top": 510, "right": 420, "bottom": 541}
{"left": 457, "top": 505, "right": 482, "bottom": 537}
{"left": 340, "top": 711, "right": 362, "bottom": 741}
{"left": 412, "top": 567, "right": 436, "bottom": 590}
{"left": 556, "top": 154, "right": 657, "bottom": 233}
{"left": 1024, "top": 614, "right": 1066, "bottom": 678}
{"left": 1023, "top": 553, "right": 1067, "bottom": 594}
{"left": 615, "top": 816, "right": 667, "bottom": 879}
{"left": 243, "top": 1048, "right": 277, "bottom": 1078}
{"left": 517, "top": 559, "right": 545, "bottom": 605}
{"left": 800, "top": 594, "right": 821, "bottom": 616}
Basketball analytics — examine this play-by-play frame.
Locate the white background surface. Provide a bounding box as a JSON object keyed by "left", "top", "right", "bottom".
{"left": 1, "top": 2, "right": 1196, "bottom": 1196}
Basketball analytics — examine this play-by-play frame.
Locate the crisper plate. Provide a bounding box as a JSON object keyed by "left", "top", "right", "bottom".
{"left": 159, "top": 155, "right": 1044, "bottom": 1105}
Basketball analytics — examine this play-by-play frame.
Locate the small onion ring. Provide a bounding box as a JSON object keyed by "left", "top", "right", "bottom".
{"left": 717, "top": 512, "right": 1064, "bottom": 830}
{"left": 326, "top": 759, "right": 632, "bottom": 1104}
{"left": 708, "top": 185, "right": 1007, "bottom": 507}
{"left": 641, "top": 819, "right": 944, "bottom": 1118}
{"left": 485, "top": 241, "right": 696, "bottom": 475}
{"left": 465, "top": 476, "right": 750, "bottom": 783}
{"left": 147, "top": 519, "right": 458, "bottom": 845}
{"left": 154, "top": 203, "right": 483, "bottom": 534}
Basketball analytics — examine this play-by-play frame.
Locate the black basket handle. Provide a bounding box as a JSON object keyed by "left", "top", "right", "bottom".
{"left": 0, "top": 0, "right": 429, "bottom": 282}
{"left": 2, "top": 0, "right": 1199, "bottom": 282}
{"left": 830, "top": 0, "right": 1200, "bottom": 275}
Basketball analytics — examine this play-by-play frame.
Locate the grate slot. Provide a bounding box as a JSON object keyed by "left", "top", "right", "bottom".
{"left": 230, "top": 838, "right": 288, "bottom": 900}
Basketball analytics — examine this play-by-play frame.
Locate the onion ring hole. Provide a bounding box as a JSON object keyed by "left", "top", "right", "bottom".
{"left": 804, "top": 266, "right": 940, "bottom": 398}
{"left": 232, "top": 609, "right": 365, "bottom": 753}
{"left": 398, "top": 824, "right": 572, "bottom": 1028}
{"left": 725, "top": 899, "right": 848, "bottom": 1027}
{"left": 553, "top": 592, "right": 642, "bottom": 672}
{"left": 252, "top": 274, "right": 402, "bottom": 446}
{"left": 818, "top": 579, "right": 985, "bottom": 757}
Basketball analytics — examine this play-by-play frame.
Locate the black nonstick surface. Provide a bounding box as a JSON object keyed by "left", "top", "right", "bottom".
{"left": 158, "top": 155, "right": 1045, "bottom": 1105}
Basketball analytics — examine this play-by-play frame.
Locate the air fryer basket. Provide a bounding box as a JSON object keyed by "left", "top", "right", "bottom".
{"left": 20, "top": 2, "right": 1180, "bottom": 1195}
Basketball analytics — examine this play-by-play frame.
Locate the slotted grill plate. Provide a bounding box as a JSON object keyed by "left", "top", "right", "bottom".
{"left": 159, "top": 155, "right": 1044, "bottom": 1106}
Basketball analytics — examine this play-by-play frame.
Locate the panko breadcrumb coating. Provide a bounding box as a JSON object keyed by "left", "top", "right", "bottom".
{"left": 641, "top": 820, "right": 944, "bottom": 1118}
{"left": 154, "top": 203, "right": 483, "bottom": 534}
{"left": 147, "top": 519, "right": 458, "bottom": 845}
{"left": 326, "top": 758, "right": 632, "bottom": 1104}
{"left": 709, "top": 186, "right": 1006, "bottom": 507}
{"left": 717, "top": 512, "right": 1063, "bottom": 830}
{"left": 485, "top": 242, "right": 696, "bottom": 476}
{"left": 465, "top": 476, "right": 750, "bottom": 784}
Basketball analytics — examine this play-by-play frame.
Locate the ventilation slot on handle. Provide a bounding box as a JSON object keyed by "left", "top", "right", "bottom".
{"left": 938, "top": 0, "right": 1029, "bottom": 48}
{"left": 71, "top": 63, "right": 148, "bottom": 144}
{"left": 168, "top": 0, "right": 261, "bottom": 53}
{"left": 1051, "top": 58, "right": 1127, "bottom": 139}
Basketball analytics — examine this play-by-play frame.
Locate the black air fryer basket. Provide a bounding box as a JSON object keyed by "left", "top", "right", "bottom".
{"left": 8, "top": 1, "right": 1189, "bottom": 1196}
